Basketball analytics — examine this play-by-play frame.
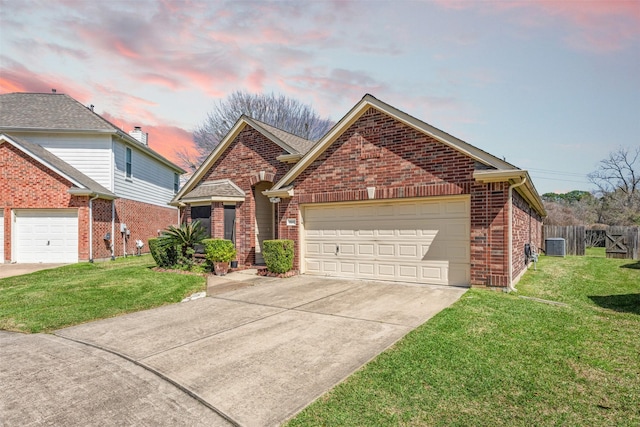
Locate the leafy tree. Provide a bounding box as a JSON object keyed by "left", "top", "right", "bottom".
{"left": 177, "top": 91, "right": 334, "bottom": 169}
{"left": 588, "top": 146, "right": 640, "bottom": 225}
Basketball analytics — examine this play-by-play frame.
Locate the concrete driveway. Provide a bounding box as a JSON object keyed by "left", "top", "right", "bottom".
{"left": 0, "top": 263, "right": 67, "bottom": 279}
{"left": 3, "top": 273, "right": 466, "bottom": 427}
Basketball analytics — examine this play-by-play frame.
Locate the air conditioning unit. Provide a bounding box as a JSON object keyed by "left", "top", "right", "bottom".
{"left": 545, "top": 238, "right": 566, "bottom": 257}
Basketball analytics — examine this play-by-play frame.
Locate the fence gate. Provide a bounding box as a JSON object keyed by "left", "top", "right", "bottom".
{"left": 605, "top": 226, "right": 640, "bottom": 259}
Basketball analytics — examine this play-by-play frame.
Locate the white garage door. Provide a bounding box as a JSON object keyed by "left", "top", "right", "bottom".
{"left": 0, "top": 211, "right": 4, "bottom": 262}
{"left": 303, "top": 197, "right": 470, "bottom": 286}
{"left": 14, "top": 210, "right": 78, "bottom": 263}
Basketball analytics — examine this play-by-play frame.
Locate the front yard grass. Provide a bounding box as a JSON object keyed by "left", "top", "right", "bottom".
{"left": 0, "top": 255, "right": 205, "bottom": 333}
{"left": 288, "top": 248, "right": 640, "bottom": 426}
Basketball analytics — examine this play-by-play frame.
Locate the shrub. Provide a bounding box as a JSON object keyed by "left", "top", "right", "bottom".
{"left": 148, "top": 237, "right": 177, "bottom": 267}
{"left": 161, "top": 221, "right": 207, "bottom": 261}
{"left": 263, "top": 239, "right": 294, "bottom": 274}
{"left": 204, "top": 239, "right": 237, "bottom": 263}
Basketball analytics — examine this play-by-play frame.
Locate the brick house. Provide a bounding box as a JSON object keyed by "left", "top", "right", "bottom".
{"left": 0, "top": 92, "right": 184, "bottom": 263}
{"left": 173, "top": 94, "right": 546, "bottom": 289}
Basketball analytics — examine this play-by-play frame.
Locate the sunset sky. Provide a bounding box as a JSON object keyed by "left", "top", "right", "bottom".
{"left": 1, "top": 0, "right": 638, "bottom": 194}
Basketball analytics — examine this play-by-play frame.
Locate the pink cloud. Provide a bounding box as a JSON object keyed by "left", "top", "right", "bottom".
{"left": 0, "top": 59, "right": 91, "bottom": 102}
{"left": 245, "top": 69, "right": 266, "bottom": 92}
{"left": 101, "top": 112, "right": 197, "bottom": 166}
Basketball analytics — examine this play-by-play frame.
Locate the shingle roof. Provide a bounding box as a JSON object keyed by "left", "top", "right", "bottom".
{"left": 181, "top": 179, "right": 245, "bottom": 201}
{"left": 0, "top": 92, "right": 185, "bottom": 173}
{"left": 0, "top": 93, "right": 116, "bottom": 131}
{"left": 245, "top": 117, "right": 316, "bottom": 155}
{"left": 1, "top": 133, "right": 116, "bottom": 198}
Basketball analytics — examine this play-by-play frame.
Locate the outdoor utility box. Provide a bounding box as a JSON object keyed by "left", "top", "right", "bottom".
{"left": 545, "top": 238, "right": 566, "bottom": 257}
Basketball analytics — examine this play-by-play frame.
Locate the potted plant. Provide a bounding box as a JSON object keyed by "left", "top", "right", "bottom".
{"left": 204, "top": 239, "right": 237, "bottom": 276}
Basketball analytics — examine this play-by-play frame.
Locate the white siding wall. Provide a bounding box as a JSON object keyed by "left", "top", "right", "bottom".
{"left": 113, "top": 140, "right": 177, "bottom": 207}
{"left": 14, "top": 132, "right": 113, "bottom": 191}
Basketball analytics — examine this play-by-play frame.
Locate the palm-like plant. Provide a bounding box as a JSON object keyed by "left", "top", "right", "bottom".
{"left": 160, "top": 220, "right": 207, "bottom": 259}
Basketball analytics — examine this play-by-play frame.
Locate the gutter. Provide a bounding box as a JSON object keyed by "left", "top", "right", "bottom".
{"left": 508, "top": 176, "right": 527, "bottom": 292}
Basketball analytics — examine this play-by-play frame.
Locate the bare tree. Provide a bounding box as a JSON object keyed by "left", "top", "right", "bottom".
{"left": 588, "top": 146, "right": 640, "bottom": 225}
{"left": 179, "top": 91, "right": 334, "bottom": 170}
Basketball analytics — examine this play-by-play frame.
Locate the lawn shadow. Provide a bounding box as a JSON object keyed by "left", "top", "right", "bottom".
{"left": 620, "top": 261, "right": 640, "bottom": 270}
{"left": 589, "top": 294, "right": 640, "bottom": 315}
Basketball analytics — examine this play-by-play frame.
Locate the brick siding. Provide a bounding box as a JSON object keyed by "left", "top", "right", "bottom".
{"left": 1, "top": 141, "right": 179, "bottom": 262}
{"left": 183, "top": 108, "right": 543, "bottom": 287}
{"left": 184, "top": 126, "right": 291, "bottom": 265}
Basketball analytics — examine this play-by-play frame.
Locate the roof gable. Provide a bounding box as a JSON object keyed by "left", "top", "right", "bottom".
{"left": 181, "top": 179, "right": 245, "bottom": 203}
{"left": 172, "top": 116, "right": 296, "bottom": 203}
{"left": 1, "top": 133, "right": 116, "bottom": 199}
{"left": 270, "top": 94, "right": 516, "bottom": 192}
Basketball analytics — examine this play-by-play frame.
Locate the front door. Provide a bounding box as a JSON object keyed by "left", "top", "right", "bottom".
{"left": 254, "top": 182, "right": 273, "bottom": 264}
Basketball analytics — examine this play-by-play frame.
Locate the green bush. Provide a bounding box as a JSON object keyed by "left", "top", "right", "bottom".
{"left": 263, "top": 240, "right": 294, "bottom": 274}
{"left": 203, "top": 239, "right": 237, "bottom": 263}
{"left": 148, "top": 237, "right": 177, "bottom": 267}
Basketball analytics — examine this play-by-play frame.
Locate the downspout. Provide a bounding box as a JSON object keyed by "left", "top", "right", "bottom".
{"left": 88, "top": 194, "right": 100, "bottom": 263}
{"left": 508, "top": 176, "right": 527, "bottom": 291}
{"left": 111, "top": 200, "right": 116, "bottom": 260}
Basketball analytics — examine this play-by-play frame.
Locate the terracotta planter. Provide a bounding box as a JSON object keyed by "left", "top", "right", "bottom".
{"left": 214, "top": 261, "right": 230, "bottom": 276}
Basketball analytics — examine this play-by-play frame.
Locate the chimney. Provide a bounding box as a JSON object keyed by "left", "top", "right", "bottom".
{"left": 129, "top": 126, "right": 148, "bottom": 145}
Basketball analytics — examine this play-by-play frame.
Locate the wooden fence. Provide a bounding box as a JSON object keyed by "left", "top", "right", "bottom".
{"left": 605, "top": 226, "right": 640, "bottom": 260}
{"left": 543, "top": 225, "right": 586, "bottom": 256}
{"left": 543, "top": 225, "right": 639, "bottom": 259}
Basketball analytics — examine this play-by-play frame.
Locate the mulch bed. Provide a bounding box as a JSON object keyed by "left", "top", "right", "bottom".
{"left": 256, "top": 268, "right": 298, "bottom": 278}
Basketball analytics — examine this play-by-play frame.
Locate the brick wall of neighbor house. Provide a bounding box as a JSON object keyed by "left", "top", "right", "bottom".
{"left": 91, "top": 198, "right": 113, "bottom": 260}
{"left": 279, "top": 106, "right": 515, "bottom": 286}
{"left": 0, "top": 142, "right": 89, "bottom": 261}
{"left": 111, "top": 198, "right": 179, "bottom": 258}
{"left": 188, "top": 127, "right": 292, "bottom": 265}
{"left": 512, "top": 190, "right": 543, "bottom": 281}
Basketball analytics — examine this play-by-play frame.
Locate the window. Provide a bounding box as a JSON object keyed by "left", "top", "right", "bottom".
{"left": 191, "top": 205, "right": 211, "bottom": 238}
{"left": 174, "top": 173, "right": 180, "bottom": 193}
{"left": 125, "top": 147, "right": 132, "bottom": 179}
{"left": 224, "top": 205, "right": 236, "bottom": 243}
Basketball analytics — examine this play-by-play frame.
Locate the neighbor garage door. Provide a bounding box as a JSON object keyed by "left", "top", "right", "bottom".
{"left": 14, "top": 210, "right": 78, "bottom": 263}
{"left": 302, "top": 196, "right": 470, "bottom": 286}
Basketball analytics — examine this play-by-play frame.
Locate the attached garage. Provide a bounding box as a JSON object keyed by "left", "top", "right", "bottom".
{"left": 13, "top": 210, "right": 78, "bottom": 263}
{"left": 302, "top": 196, "right": 470, "bottom": 286}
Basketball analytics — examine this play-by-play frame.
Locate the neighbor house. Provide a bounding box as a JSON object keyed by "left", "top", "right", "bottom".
{"left": 172, "top": 94, "right": 546, "bottom": 289}
{"left": 0, "top": 92, "right": 184, "bottom": 263}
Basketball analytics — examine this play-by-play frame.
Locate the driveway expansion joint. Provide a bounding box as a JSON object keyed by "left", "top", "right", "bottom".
{"left": 53, "top": 333, "right": 242, "bottom": 427}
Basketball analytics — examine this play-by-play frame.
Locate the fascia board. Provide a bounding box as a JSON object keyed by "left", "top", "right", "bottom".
{"left": 181, "top": 196, "right": 246, "bottom": 204}
{"left": 0, "top": 127, "right": 116, "bottom": 135}
{"left": 262, "top": 185, "right": 294, "bottom": 198}
{"left": 67, "top": 187, "right": 118, "bottom": 200}
{"left": 474, "top": 169, "right": 546, "bottom": 216}
{"left": 276, "top": 153, "right": 303, "bottom": 163}
{"left": 172, "top": 119, "right": 248, "bottom": 202}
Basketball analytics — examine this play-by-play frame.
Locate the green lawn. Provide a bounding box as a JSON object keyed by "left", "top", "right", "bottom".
{"left": 288, "top": 249, "right": 640, "bottom": 426}
{"left": 0, "top": 255, "right": 205, "bottom": 333}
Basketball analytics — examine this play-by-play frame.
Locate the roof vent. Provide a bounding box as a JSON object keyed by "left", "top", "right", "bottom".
{"left": 129, "top": 126, "right": 148, "bottom": 145}
{"left": 51, "top": 89, "right": 57, "bottom": 93}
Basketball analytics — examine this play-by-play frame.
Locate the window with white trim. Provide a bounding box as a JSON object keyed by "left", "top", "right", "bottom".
{"left": 125, "top": 147, "right": 132, "bottom": 179}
